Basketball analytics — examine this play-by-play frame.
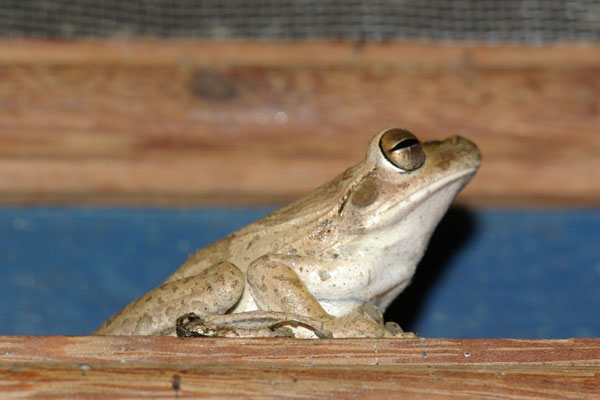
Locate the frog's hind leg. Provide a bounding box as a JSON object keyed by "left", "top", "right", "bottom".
{"left": 93, "top": 261, "right": 244, "bottom": 336}
{"left": 173, "top": 255, "right": 336, "bottom": 338}
{"left": 175, "top": 311, "right": 333, "bottom": 338}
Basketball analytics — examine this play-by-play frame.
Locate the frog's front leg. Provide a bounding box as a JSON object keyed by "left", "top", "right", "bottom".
{"left": 248, "top": 255, "right": 415, "bottom": 338}
{"left": 94, "top": 261, "right": 244, "bottom": 335}
{"left": 246, "top": 255, "right": 333, "bottom": 322}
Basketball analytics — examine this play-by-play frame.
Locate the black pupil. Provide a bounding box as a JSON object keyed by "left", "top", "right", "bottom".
{"left": 390, "top": 138, "right": 419, "bottom": 152}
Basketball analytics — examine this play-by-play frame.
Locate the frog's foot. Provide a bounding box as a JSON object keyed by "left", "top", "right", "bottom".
{"left": 174, "top": 305, "right": 415, "bottom": 339}
{"left": 175, "top": 311, "right": 333, "bottom": 339}
{"left": 323, "top": 303, "right": 417, "bottom": 338}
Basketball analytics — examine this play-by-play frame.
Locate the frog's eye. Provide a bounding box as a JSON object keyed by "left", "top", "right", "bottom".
{"left": 379, "top": 128, "right": 425, "bottom": 171}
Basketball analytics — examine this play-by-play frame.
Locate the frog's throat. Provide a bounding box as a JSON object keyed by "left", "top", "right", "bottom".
{"left": 378, "top": 166, "right": 477, "bottom": 224}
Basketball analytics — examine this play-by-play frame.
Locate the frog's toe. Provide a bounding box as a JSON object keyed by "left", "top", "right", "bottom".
{"left": 361, "top": 303, "right": 385, "bottom": 324}
{"left": 384, "top": 321, "right": 403, "bottom": 334}
{"left": 384, "top": 321, "right": 417, "bottom": 338}
{"left": 269, "top": 319, "right": 333, "bottom": 339}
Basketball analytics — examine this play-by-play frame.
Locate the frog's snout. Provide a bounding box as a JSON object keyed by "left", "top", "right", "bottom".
{"left": 448, "top": 135, "right": 482, "bottom": 167}
{"left": 422, "top": 134, "right": 481, "bottom": 172}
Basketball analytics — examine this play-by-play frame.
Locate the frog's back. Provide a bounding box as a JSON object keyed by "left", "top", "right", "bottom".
{"left": 164, "top": 166, "right": 358, "bottom": 284}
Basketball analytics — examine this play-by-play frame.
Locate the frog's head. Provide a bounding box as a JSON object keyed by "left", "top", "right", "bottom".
{"left": 326, "top": 128, "right": 480, "bottom": 312}
{"left": 338, "top": 127, "right": 480, "bottom": 252}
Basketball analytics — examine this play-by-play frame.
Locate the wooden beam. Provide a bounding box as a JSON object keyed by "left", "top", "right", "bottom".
{"left": 0, "top": 40, "right": 598, "bottom": 206}
{"left": 1, "top": 336, "right": 598, "bottom": 398}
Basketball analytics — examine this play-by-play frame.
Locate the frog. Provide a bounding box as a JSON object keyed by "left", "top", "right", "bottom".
{"left": 94, "top": 128, "right": 480, "bottom": 338}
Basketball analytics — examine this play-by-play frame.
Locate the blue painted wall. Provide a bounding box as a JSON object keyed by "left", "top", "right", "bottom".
{"left": 1, "top": 207, "right": 598, "bottom": 338}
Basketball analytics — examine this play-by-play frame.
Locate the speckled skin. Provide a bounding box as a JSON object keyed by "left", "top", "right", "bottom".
{"left": 94, "top": 129, "right": 480, "bottom": 337}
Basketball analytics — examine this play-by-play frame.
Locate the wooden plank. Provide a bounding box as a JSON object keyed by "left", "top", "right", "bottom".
{"left": 0, "top": 40, "right": 598, "bottom": 206}
{"left": 1, "top": 336, "right": 599, "bottom": 399}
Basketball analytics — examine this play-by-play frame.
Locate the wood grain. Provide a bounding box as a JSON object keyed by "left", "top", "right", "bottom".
{"left": 0, "top": 40, "right": 598, "bottom": 206}
{"left": 1, "top": 336, "right": 599, "bottom": 399}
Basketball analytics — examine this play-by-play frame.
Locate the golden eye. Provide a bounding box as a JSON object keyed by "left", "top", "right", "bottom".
{"left": 379, "top": 128, "right": 425, "bottom": 171}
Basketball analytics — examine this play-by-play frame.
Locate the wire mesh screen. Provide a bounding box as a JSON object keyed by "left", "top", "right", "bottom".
{"left": 1, "top": 1, "right": 599, "bottom": 43}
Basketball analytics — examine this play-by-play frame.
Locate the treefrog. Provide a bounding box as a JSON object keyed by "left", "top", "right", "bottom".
{"left": 94, "top": 128, "right": 480, "bottom": 338}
